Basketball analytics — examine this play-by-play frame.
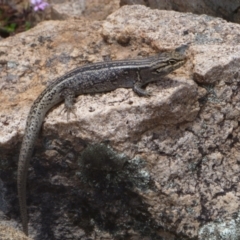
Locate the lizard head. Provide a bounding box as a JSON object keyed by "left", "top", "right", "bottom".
{"left": 140, "top": 44, "right": 188, "bottom": 85}
{"left": 150, "top": 44, "right": 188, "bottom": 76}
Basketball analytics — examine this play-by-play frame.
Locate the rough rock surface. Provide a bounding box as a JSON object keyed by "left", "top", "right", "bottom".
{"left": 0, "top": 224, "right": 33, "bottom": 240}
{"left": 50, "top": 0, "right": 86, "bottom": 19}
{"left": 1, "top": 4, "right": 240, "bottom": 240}
{"left": 48, "top": 0, "right": 119, "bottom": 21}
{"left": 120, "top": 0, "right": 240, "bottom": 23}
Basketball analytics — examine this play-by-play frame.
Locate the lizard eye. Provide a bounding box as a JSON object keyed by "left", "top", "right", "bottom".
{"left": 168, "top": 60, "right": 177, "bottom": 65}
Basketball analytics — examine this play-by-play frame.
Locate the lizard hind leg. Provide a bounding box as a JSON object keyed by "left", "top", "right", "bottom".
{"left": 59, "top": 88, "right": 77, "bottom": 121}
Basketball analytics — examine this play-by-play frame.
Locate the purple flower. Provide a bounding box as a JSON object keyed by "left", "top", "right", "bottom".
{"left": 30, "top": 0, "right": 49, "bottom": 11}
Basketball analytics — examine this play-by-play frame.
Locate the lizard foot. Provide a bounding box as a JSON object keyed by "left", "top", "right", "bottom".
{"left": 60, "top": 88, "right": 77, "bottom": 121}
{"left": 59, "top": 105, "right": 77, "bottom": 121}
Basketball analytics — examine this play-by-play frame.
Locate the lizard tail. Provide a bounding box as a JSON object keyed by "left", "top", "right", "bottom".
{"left": 17, "top": 132, "right": 36, "bottom": 236}
{"left": 17, "top": 82, "right": 62, "bottom": 235}
{"left": 17, "top": 110, "right": 43, "bottom": 236}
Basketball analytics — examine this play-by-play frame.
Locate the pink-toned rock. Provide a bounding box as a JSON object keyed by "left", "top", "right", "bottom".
{"left": 120, "top": 0, "right": 240, "bottom": 23}
{"left": 1, "top": 4, "right": 240, "bottom": 240}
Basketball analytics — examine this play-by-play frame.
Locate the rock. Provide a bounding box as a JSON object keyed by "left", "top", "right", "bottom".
{"left": 1, "top": 4, "right": 240, "bottom": 240}
{"left": 120, "top": 0, "right": 240, "bottom": 23}
{"left": 49, "top": 0, "right": 120, "bottom": 21}
{"left": 50, "top": 0, "right": 86, "bottom": 19}
{"left": 0, "top": 224, "right": 33, "bottom": 240}
{"left": 83, "top": 0, "right": 120, "bottom": 20}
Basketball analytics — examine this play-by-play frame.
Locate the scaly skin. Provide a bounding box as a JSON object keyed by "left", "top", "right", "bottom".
{"left": 17, "top": 45, "right": 188, "bottom": 235}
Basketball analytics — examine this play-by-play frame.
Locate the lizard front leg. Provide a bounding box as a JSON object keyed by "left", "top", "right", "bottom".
{"left": 133, "top": 71, "right": 151, "bottom": 97}
{"left": 133, "top": 82, "right": 151, "bottom": 97}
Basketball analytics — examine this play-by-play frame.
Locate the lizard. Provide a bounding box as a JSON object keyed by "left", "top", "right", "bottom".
{"left": 17, "top": 44, "right": 188, "bottom": 235}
